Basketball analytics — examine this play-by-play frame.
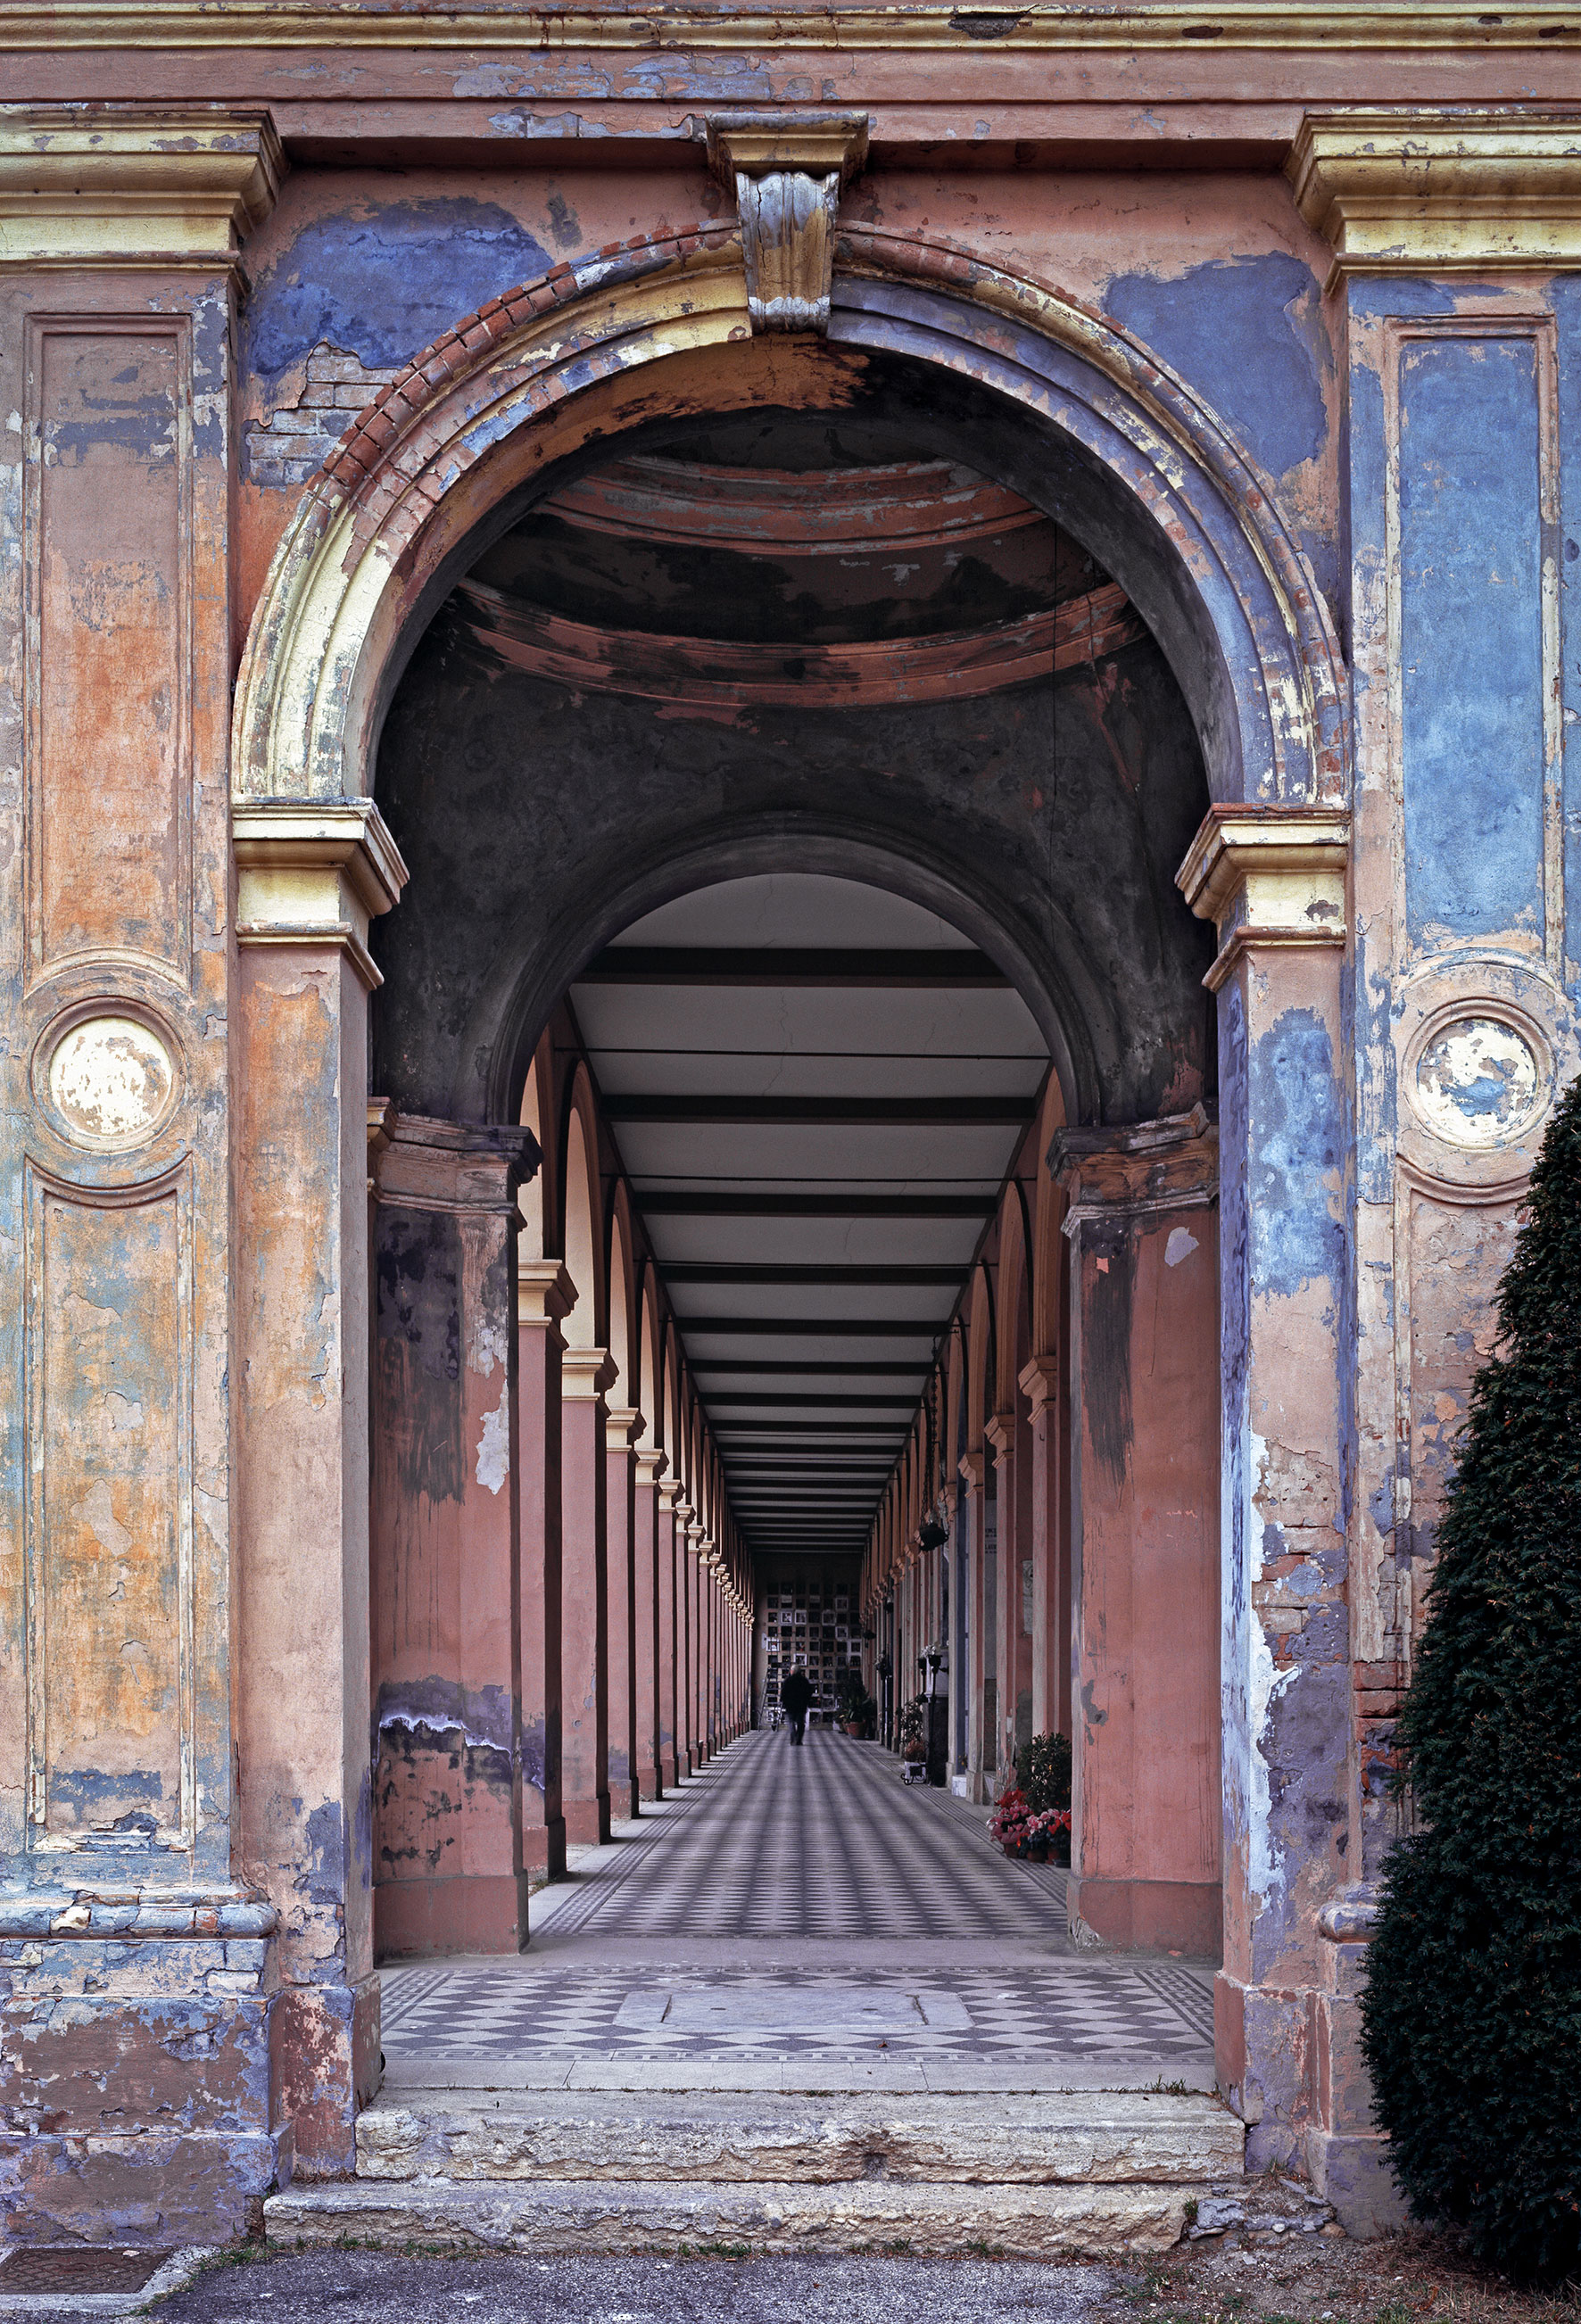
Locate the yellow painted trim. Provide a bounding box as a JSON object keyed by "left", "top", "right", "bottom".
{"left": 5, "top": 3, "right": 1581, "bottom": 46}
{"left": 1177, "top": 806, "right": 1349, "bottom": 993}
{"left": 1290, "top": 109, "right": 1581, "bottom": 278}
{"left": 0, "top": 110, "right": 283, "bottom": 266}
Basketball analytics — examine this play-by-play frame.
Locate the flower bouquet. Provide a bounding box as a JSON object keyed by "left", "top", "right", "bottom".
{"left": 1029, "top": 1806, "right": 1072, "bottom": 1865}
{"left": 989, "top": 1790, "right": 1072, "bottom": 1863}
{"left": 989, "top": 1785, "right": 1033, "bottom": 1854}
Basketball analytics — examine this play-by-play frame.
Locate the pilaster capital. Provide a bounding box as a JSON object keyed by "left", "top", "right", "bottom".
{"left": 605, "top": 1404, "right": 643, "bottom": 1453}
{"left": 984, "top": 1409, "right": 1014, "bottom": 1460}
{"left": 1051, "top": 1104, "right": 1219, "bottom": 1231}
{"left": 958, "top": 1448, "right": 987, "bottom": 1492}
{"left": 1288, "top": 110, "right": 1581, "bottom": 286}
{"left": 233, "top": 798, "right": 409, "bottom": 994}
{"left": 657, "top": 1481, "right": 683, "bottom": 1514}
{"left": 561, "top": 1346, "right": 617, "bottom": 1402}
{"left": 704, "top": 110, "right": 868, "bottom": 334}
{"left": 1175, "top": 805, "right": 1349, "bottom": 994}
{"left": 1017, "top": 1353, "right": 1062, "bottom": 1417}
{"left": 0, "top": 107, "right": 284, "bottom": 271}
{"left": 635, "top": 1450, "right": 669, "bottom": 1490}
{"left": 373, "top": 1113, "right": 542, "bottom": 1215}
{"left": 517, "top": 1260, "right": 575, "bottom": 1329}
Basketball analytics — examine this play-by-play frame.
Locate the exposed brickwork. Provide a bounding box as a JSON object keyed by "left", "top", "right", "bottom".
{"left": 246, "top": 343, "right": 401, "bottom": 488}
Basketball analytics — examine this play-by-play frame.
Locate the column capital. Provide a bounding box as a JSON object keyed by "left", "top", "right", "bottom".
{"left": 958, "top": 1448, "right": 987, "bottom": 1491}
{"left": 1288, "top": 109, "right": 1581, "bottom": 288}
{"left": 704, "top": 110, "right": 868, "bottom": 334}
{"left": 1051, "top": 1105, "right": 1219, "bottom": 1231}
{"left": 1018, "top": 1353, "right": 1062, "bottom": 1417}
{"left": 635, "top": 1450, "right": 669, "bottom": 1489}
{"left": 517, "top": 1260, "right": 575, "bottom": 1329}
{"left": 657, "top": 1481, "right": 683, "bottom": 1515}
{"left": 605, "top": 1404, "right": 643, "bottom": 1453}
{"left": 984, "top": 1408, "right": 1014, "bottom": 1460}
{"left": 561, "top": 1346, "right": 617, "bottom": 1402}
{"left": 373, "top": 1113, "right": 541, "bottom": 1215}
{"left": 0, "top": 107, "right": 284, "bottom": 270}
{"left": 1176, "top": 805, "right": 1348, "bottom": 994}
{"left": 233, "top": 798, "right": 409, "bottom": 993}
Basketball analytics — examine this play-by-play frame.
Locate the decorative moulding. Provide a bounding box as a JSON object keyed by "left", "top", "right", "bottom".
{"left": 232, "top": 797, "right": 408, "bottom": 993}
{"left": 517, "top": 1257, "right": 575, "bottom": 1328}
{"left": 456, "top": 576, "right": 1145, "bottom": 713}
{"left": 1176, "top": 804, "right": 1350, "bottom": 993}
{"left": 373, "top": 1112, "right": 542, "bottom": 1216}
{"left": 7, "top": 6, "right": 1581, "bottom": 51}
{"left": 1051, "top": 1104, "right": 1219, "bottom": 1228}
{"left": 705, "top": 112, "right": 869, "bottom": 334}
{"left": 0, "top": 106, "right": 283, "bottom": 269}
{"left": 1288, "top": 109, "right": 1581, "bottom": 284}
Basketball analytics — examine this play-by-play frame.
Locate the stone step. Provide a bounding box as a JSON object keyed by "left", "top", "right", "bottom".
{"left": 355, "top": 2088, "right": 1242, "bottom": 2188}
{"left": 264, "top": 2174, "right": 1204, "bottom": 2258}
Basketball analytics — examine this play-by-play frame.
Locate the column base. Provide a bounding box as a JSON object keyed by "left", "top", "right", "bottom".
{"left": 270, "top": 1975, "right": 381, "bottom": 2178}
{"left": 521, "top": 1811, "right": 567, "bottom": 1882}
{"left": 562, "top": 1793, "right": 611, "bottom": 1847}
{"left": 661, "top": 1750, "right": 682, "bottom": 1789}
{"left": 1306, "top": 2128, "right": 1409, "bottom": 2237}
{"left": 374, "top": 1873, "right": 526, "bottom": 1960}
{"left": 637, "top": 1760, "right": 662, "bottom": 1800}
{"left": 1067, "top": 1874, "right": 1221, "bottom": 1956}
{"left": 0, "top": 1934, "right": 296, "bottom": 2245}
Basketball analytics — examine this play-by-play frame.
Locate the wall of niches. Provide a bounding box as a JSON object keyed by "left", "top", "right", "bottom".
{"left": 754, "top": 1560, "right": 867, "bottom": 1721}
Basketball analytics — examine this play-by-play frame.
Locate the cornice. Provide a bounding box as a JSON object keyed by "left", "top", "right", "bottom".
{"left": 1289, "top": 109, "right": 1581, "bottom": 280}
{"left": 232, "top": 796, "right": 407, "bottom": 993}
{"left": 0, "top": 108, "right": 283, "bottom": 269}
{"left": 1176, "top": 803, "right": 1349, "bottom": 993}
{"left": 8, "top": 4, "right": 1581, "bottom": 49}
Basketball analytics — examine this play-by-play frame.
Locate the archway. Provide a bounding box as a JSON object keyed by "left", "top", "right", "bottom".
{"left": 234, "top": 217, "right": 1349, "bottom": 2154}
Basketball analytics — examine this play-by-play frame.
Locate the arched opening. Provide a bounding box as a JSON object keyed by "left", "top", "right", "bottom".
{"left": 360, "top": 338, "right": 1224, "bottom": 1971}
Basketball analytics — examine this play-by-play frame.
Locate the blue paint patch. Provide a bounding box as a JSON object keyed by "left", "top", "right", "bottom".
{"left": 1399, "top": 333, "right": 1546, "bottom": 943}
{"left": 1105, "top": 255, "right": 1328, "bottom": 480}
{"left": 247, "top": 200, "right": 553, "bottom": 381}
{"left": 1249, "top": 1009, "right": 1343, "bottom": 1300}
{"left": 303, "top": 1799, "right": 345, "bottom": 1909}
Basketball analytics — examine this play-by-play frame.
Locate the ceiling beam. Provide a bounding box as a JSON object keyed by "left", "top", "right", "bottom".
{"left": 714, "top": 1420, "right": 909, "bottom": 1436}
{"left": 697, "top": 1360, "right": 930, "bottom": 1377}
{"left": 679, "top": 1317, "right": 939, "bottom": 1337}
{"left": 707, "top": 1393, "right": 918, "bottom": 1410}
{"left": 666, "top": 1262, "right": 960, "bottom": 1286}
{"left": 604, "top": 1094, "right": 1031, "bottom": 1125}
{"left": 636, "top": 1191, "right": 996, "bottom": 1219}
{"left": 577, "top": 946, "right": 1010, "bottom": 988}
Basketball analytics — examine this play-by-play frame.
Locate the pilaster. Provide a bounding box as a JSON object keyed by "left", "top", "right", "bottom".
{"left": 1054, "top": 1109, "right": 1221, "bottom": 1957}
{"left": 517, "top": 1261, "right": 573, "bottom": 1882}
{"left": 604, "top": 1406, "right": 642, "bottom": 1823}
{"left": 559, "top": 1349, "right": 615, "bottom": 1847}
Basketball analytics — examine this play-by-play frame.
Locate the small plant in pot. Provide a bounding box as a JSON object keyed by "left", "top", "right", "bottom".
{"left": 898, "top": 1692, "right": 929, "bottom": 1779}
{"left": 836, "top": 1673, "right": 875, "bottom": 1737}
{"left": 1015, "top": 1732, "right": 1072, "bottom": 1865}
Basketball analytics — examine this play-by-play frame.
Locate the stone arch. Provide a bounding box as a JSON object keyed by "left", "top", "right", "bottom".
{"left": 231, "top": 219, "right": 1346, "bottom": 1124}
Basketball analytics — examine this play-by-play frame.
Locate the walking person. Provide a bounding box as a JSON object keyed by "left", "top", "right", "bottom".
{"left": 780, "top": 1666, "right": 814, "bottom": 1748}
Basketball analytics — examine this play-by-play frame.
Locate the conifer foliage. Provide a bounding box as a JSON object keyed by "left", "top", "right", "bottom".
{"left": 1361, "top": 1074, "right": 1581, "bottom": 2279}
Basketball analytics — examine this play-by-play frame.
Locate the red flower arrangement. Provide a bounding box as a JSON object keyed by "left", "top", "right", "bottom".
{"left": 989, "top": 1788, "right": 1072, "bottom": 1860}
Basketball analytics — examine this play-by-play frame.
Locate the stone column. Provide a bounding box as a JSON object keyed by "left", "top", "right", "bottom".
{"left": 1021, "top": 1354, "right": 1068, "bottom": 1741}
{"left": 0, "top": 109, "right": 302, "bottom": 2242}
{"left": 657, "top": 1484, "right": 682, "bottom": 1788}
{"left": 1054, "top": 1110, "right": 1221, "bottom": 1957}
{"left": 982, "top": 1412, "right": 1014, "bottom": 1791}
{"left": 1177, "top": 814, "right": 1351, "bottom": 2156}
{"left": 516, "top": 1261, "right": 571, "bottom": 1882}
{"left": 368, "top": 1117, "right": 538, "bottom": 1957}
{"left": 559, "top": 1349, "right": 613, "bottom": 1847}
{"left": 604, "top": 1406, "right": 641, "bottom": 1824}
{"left": 633, "top": 1451, "right": 666, "bottom": 1799}
{"left": 957, "top": 1452, "right": 990, "bottom": 1800}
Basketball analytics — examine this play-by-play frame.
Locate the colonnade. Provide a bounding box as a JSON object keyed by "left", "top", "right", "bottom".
{"left": 864, "top": 1082, "right": 1224, "bottom": 1956}
{"left": 366, "top": 1007, "right": 754, "bottom": 1957}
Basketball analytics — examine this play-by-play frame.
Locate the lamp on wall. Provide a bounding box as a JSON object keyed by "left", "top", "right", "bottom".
{"left": 917, "top": 1513, "right": 948, "bottom": 1554}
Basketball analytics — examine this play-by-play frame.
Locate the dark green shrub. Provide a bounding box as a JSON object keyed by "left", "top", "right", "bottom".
{"left": 1360, "top": 1073, "right": 1581, "bottom": 2281}
{"left": 1015, "top": 1731, "right": 1072, "bottom": 1815}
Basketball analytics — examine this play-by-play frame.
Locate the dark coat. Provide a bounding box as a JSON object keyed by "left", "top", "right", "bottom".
{"left": 780, "top": 1671, "right": 815, "bottom": 1717}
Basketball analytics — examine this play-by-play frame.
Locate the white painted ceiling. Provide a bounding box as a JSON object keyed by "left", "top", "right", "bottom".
{"left": 570, "top": 873, "right": 1048, "bottom": 1562}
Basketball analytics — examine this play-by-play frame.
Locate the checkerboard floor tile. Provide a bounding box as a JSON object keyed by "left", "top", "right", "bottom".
{"left": 377, "top": 1731, "right": 1215, "bottom": 2066}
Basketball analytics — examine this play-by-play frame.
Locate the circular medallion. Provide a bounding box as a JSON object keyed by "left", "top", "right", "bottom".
{"left": 1413, "top": 1014, "right": 1543, "bottom": 1148}
{"left": 47, "top": 1015, "right": 177, "bottom": 1147}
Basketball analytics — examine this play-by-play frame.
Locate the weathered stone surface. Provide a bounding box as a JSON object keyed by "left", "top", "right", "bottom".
{"left": 355, "top": 2091, "right": 1244, "bottom": 2188}
{"left": 267, "top": 2173, "right": 1198, "bottom": 2257}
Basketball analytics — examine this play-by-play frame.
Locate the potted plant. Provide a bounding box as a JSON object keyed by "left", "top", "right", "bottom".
{"left": 1015, "top": 1732, "right": 1072, "bottom": 1865}
{"left": 836, "top": 1672, "right": 870, "bottom": 1736}
{"left": 898, "top": 1692, "right": 928, "bottom": 1781}
{"left": 989, "top": 1784, "right": 1033, "bottom": 1855}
